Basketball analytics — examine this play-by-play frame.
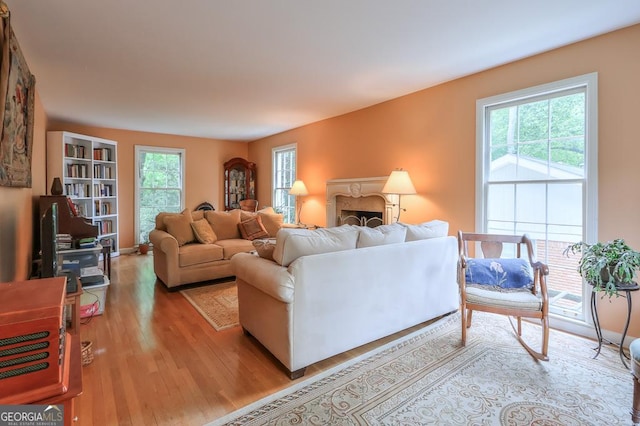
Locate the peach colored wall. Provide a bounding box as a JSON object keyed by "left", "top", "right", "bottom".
{"left": 248, "top": 24, "right": 640, "bottom": 337}
{"left": 46, "top": 120, "right": 248, "bottom": 250}
{"left": 0, "top": 90, "right": 47, "bottom": 282}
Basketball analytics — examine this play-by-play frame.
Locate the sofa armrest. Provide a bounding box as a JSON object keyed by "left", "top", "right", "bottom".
{"left": 231, "top": 253, "right": 294, "bottom": 303}
{"left": 149, "top": 229, "right": 178, "bottom": 255}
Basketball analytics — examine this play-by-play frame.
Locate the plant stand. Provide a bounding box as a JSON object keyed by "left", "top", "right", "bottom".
{"left": 590, "top": 282, "right": 639, "bottom": 368}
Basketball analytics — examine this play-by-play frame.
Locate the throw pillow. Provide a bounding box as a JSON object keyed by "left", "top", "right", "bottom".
{"left": 190, "top": 218, "right": 217, "bottom": 244}
{"left": 356, "top": 223, "right": 407, "bottom": 248}
{"left": 204, "top": 209, "right": 242, "bottom": 240}
{"left": 252, "top": 238, "right": 276, "bottom": 261}
{"left": 239, "top": 216, "right": 270, "bottom": 240}
{"left": 465, "top": 258, "right": 533, "bottom": 290}
{"left": 402, "top": 220, "right": 449, "bottom": 241}
{"left": 163, "top": 208, "right": 195, "bottom": 246}
{"left": 258, "top": 211, "right": 284, "bottom": 237}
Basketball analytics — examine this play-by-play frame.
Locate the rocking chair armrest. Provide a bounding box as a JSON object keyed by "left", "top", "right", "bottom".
{"left": 531, "top": 261, "right": 549, "bottom": 276}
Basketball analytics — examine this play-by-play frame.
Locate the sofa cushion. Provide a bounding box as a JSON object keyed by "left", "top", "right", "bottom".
{"left": 155, "top": 210, "right": 181, "bottom": 232}
{"left": 402, "top": 220, "right": 449, "bottom": 241}
{"left": 215, "top": 239, "right": 255, "bottom": 259}
{"left": 252, "top": 238, "right": 277, "bottom": 261}
{"left": 191, "top": 218, "right": 217, "bottom": 244}
{"left": 205, "top": 209, "right": 241, "bottom": 240}
{"left": 258, "top": 212, "right": 284, "bottom": 237}
{"left": 273, "top": 225, "right": 359, "bottom": 267}
{"left": 355, "top": 223, "right": 407, "bottom": 248}
{"left": 178, "top": 243, "right": 224, "bottom": 267}
{"left": 164, "top": 209, "right": 195, "bottom": 246}
{"left": 239, "top": 215, "right": 270, "bottom": 240}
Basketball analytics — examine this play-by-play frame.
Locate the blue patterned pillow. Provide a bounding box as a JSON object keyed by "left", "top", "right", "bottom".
{"left": 465, "top": 258, "right": 533, "bottom": 289}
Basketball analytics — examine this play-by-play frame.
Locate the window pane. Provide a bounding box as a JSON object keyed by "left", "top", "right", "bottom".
{"left": 518, "top": 100, "right": 548, "bottom": 143}
{"left": 548, "top": 183, "right": 582, "bottom": 227}
{"left": 487, "top": 184, "right": 514, "bottom": 222}
{"left": 515, "top": 183, "right": 546, "bottom": 224}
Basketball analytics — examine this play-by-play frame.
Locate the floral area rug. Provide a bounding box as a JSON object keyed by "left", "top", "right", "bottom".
{"left": 208, "top": 311, "right": 631, "bottom": 425}
{"left": 180, "top": 281, "right": 239, "bottom": 331}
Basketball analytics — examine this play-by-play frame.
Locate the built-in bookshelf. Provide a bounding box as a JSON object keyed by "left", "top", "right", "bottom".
{"left": 47, "top": 131, "right": 119, "bottom": 256}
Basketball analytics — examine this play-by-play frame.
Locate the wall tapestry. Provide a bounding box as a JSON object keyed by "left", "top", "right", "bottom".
{"left": 0, "top": 9, "right": 35, "bottom": 188}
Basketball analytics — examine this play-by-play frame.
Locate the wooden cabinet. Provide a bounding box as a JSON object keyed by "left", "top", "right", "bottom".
{"left": 47, "top": 131, "right": 119, "bottom": 255}
{"left": 224, "top": 157, "right": 256, "bottom": 210}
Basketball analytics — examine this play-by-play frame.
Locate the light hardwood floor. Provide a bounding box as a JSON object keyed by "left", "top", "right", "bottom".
{"left": 76, "top": 252, "right": 438, "bottom": 425}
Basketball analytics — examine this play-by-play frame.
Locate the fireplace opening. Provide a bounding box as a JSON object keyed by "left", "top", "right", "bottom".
{"left": 339, "top": 210, "right": 383, "bottom": 228}
{"left": 327, "top": 179, "right": 398, "bottom": 227}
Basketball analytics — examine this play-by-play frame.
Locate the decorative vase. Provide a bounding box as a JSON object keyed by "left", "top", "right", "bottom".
{"left": 50, "top": 177, "right": 63, "bottom": 195}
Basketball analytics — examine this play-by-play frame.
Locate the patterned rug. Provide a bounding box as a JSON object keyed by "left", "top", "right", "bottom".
{"left": 208, "top": 312, "right": 632, "bottom": 425}
{"left": 180, "top": 281, "right": 239, "bottom": 331}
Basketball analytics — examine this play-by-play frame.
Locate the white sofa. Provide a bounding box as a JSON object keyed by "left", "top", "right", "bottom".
{"left": 230, "top": 222, "right": 459, "bottom": 379}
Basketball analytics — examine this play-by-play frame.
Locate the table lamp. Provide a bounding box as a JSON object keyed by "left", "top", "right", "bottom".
{"left": 289, "top": 180, "right": 309, "bottom": 225}
{"left": 381, "top": 169, "right": 416, "bottom": 222}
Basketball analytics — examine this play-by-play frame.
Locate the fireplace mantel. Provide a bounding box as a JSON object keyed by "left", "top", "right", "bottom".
{"left": 326, "top": 177, "right": 399, "bottom": 227}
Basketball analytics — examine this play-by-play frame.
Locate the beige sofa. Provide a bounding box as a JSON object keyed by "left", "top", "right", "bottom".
{"left": 231, "top": 221, "right": 459, "bottom": 378}
{"left": 150, "top": 207, "right": 282, "bottom": 289}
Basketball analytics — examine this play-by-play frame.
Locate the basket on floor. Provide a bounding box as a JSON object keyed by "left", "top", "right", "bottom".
{"left": 81, "top": 341, "right": 94, "bottom": 366}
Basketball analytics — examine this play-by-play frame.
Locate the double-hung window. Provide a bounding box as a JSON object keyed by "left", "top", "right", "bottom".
{"left": 135, "top": 146, "right": 185, "bottom": 245}
{"left": 476, "top": 73, "right": 597, "bottom": 323}
{"left": 272, "top": 144, "right": 297, "bottom": 224}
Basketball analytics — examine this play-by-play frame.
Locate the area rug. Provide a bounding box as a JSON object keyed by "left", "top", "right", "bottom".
{"left": 180, "top": 281, "right": 239, "bottom": 331}
{"left": 208, "top": 312, "right": 631, "bottom": 425}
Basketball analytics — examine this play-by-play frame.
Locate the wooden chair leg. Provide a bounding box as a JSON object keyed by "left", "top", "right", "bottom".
{"left": 633, "top": 373, "right": 640, "bottom": 424}
{"left": 541, "top": 316, "right": 549, "bottom": 359}
{"left": 461, "top": 303, "right": 467, "bottom": 346}
{"left": 467, "top": 309, "right": 473, "bottom": 328}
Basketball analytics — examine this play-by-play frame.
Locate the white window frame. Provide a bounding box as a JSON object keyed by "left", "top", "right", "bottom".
{"left": 475, "top": 73, "right": 598, "bottom": 334}
{"left": 134, "top": 146, "right": 186, "bottom": 245}
{"left": 272, "top": 143, "right": 297, "bottom": 224}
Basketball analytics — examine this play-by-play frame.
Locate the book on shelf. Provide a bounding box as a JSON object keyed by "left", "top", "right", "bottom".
{"left": 93, "top": 147, "right": 112, "bottom": 161}
{"left": 93, "top": 183, "right": 114, "bottom": 197}
{"left": 66, "top": 163, "right": 89, "bottom": 178}
{"left": 65, "top": 143, "right": 87, "bottom": 159}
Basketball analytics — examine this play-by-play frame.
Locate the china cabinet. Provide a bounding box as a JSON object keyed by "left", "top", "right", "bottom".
{"left": 223, "top": 157, "right": 256, "bottom": 210}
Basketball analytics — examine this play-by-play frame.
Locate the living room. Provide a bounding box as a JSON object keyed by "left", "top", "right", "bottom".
{"left": 1, "top": 1, "right": 640, "bottom": 424}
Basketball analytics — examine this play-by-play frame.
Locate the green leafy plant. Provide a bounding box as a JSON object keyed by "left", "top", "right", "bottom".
{"left": 565, "top": 239, "right": 640, "bottom": 297}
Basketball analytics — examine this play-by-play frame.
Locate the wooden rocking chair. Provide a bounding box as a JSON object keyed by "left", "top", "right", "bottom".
{"left": 457, "top": 231, "right": 550, "bottom": 361}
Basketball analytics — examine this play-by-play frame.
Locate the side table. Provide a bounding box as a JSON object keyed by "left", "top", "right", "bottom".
{"left": 101, "top": 241, "right": 112, "bottom": 279}
{"left": 65, "top": 279, "right": 83, "bottom": 335}
{"left": 590, "top": 282, "right": 639, "bottom": 368}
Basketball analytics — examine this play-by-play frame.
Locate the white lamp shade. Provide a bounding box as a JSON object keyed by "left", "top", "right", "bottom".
{"left": 382, "top": 170, "right": 416, "bottom": 194}
{"left": 289, "top": 180, "right": 309, "bottom": 196}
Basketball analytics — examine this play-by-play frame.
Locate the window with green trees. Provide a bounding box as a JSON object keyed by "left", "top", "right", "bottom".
{"left": 272, "top": 144, "right": 297, "bottom": 224}
{"left": 135, "top": 147, "right": 185, "bottom": 245}
{"left": 477, "top": 73, "right": 597, "bottom": 324}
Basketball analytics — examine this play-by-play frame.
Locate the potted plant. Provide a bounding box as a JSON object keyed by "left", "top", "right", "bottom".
{"left": 139, "top": 240, "right": 150, "bottom": 255}
{"left": 565, "top": 239, "right": 640, "bottom": 297}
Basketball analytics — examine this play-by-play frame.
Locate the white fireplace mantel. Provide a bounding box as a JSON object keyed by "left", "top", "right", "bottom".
{"left": 326, "top": 177, "right": 399, "bottom": 227}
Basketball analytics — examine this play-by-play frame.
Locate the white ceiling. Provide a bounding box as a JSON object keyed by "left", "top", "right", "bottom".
{"left": 7, "top": 1, "right": 640, "bottom": 141}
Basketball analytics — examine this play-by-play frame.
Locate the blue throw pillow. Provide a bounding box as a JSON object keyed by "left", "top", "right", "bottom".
{"left": 465, "top": 258, "right": 533, "bottom": 289}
